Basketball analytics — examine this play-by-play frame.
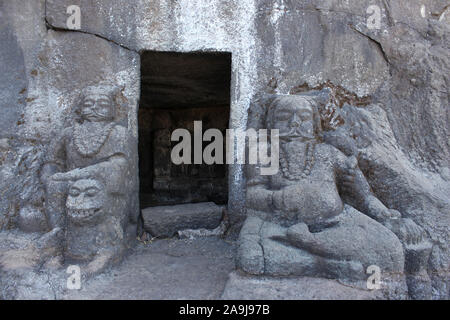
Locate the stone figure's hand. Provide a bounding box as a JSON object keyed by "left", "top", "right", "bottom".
{"left": 387, "top": 209, "right": 402, "bottom": 219}
{"left": 39, "top": 227, "right": 64, "bottom": 250}
{"left": 345, "top": 156, "right": 358, "bottom": 171}
{"left": 279, "top": 185, "right": 303, "bottom": 213}
{"left": 339, "top": 156, "right": 358, "bottom": 193}
{"left": 340, "top": 173, "right": 355, "bottom": 193}
{"left": 365, "top": 197, "right": 401, "bottom": 222}
{"left": 401, "top": 218, "right": 425, "bottom": 245}
{"left": 272, "top": 190, "right": 283, "bottom": 210}
{"left": 85, "top": 251, "right": 113, "bottom": 277}
{"left": 384, "top": 217, "right": 425, "bottom": 245}
{"left": 50, "top": 172, "right": 67, "bottom": 181}
{"left": 51, "top": 168, "right": 90, "bottom": 181}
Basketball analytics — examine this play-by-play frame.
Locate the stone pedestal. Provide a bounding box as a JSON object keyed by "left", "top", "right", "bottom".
{"left": 142, "top": 202, "right": 224, "bottom": 238}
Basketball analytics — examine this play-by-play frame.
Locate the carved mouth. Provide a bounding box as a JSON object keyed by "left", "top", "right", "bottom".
{"left": 67, "top": 208, "right": 101, "bottom": 221}
{"left": 281, "top": 134, "right": 314, "bottom": 140}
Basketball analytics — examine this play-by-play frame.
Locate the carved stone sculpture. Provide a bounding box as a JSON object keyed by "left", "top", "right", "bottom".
{"left": 40, "top": 83, "right": 133, "bottom": 273}
{"left": 237, "top": 94, "right": 430, "bottom": 294}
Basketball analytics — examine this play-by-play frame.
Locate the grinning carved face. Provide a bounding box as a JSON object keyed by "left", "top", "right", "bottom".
{"left": 66, "top": 179, "right": 106, "bottom": 225}
{"left": 268, "top": 96, "right": 318, "bottom": 142}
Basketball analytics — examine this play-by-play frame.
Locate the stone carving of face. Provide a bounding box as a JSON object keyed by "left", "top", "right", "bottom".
{"left": 269, "top": 96, "right": 316, "bottom": 142}
{"left": 80, "top": 93, "right": 114, "bottom": 122}
{"left": 66, "top": 179, "right": 106, "bottom": 225}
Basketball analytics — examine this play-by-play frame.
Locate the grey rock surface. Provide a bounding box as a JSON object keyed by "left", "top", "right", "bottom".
{"left": 0, "top": 0, "right": 448, "bottom": 300}
{"left": 142, "top": 202, "right": 224, "bottom": 238}
{"left": 324, "top": 103, "right": 450, "bottom": 299}
{"left": 221, "top": 271, "right": 407, "bottom": 300}
{"left": 1, "top": 237, "right": 235, "bottom": 300}
{"left": 0, "top": 229, "right": 62, "bottom": 273}
{"left": 178, "top": 222, "right": 228, "bottom": 240}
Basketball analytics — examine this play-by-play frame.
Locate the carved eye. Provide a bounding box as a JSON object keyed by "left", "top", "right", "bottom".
{"left": 83, "top": 99, "right": 95, "bottom": 108}
{"left": 98, "top": 99, "right": 110, "bottom": 106}
{"left": 299, "top": 111, "right": 312, "bottom": 122}
{"left": 96, "top": 100, "right": 111, "bottom": 114}
{"left": 276, "top": 111, "right": 291, "bottom": 121}
{"left": 85, "top": 187, "right": 99, "bottom": 197}
{"left": 69, "top": 188, "right": 81, "bottom": 197}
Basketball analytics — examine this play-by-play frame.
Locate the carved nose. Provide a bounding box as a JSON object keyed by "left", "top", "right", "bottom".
{"left": 72, "top": 194, "right": 86, "bottom": 204}
{"left": 291, "top": 115, "right": 300, "bottom": 127}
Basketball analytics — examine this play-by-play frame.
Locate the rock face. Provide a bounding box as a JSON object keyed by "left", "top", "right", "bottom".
{"left": 0, "top": 0, "right": 448, "bottom": 300}
{"left": 142, "top": 202, "right": 224, "bottom": 238}
{"left": 221, "top": 271, "right": 407, "bottom": 300}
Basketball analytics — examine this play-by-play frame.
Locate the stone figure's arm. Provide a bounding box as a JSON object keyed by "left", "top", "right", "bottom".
{"left": 51, "top": 153, "right": 128, "bottom": 186}
{"left": 40, "top": 129, "right": 68, "bottom": 185}
{"left": 334, "top": 150, "right": 399, "bottom": 223}
{"left": 50, "top": 125, "right": 130, "bottom": 193}
{"left": 334, "top": 149, "right": 424, "bottom": 244}
{"left": 245, "top": 164, "right": 279, "bottom": 212}
{"left": 246, "top": 185, "right": 283, "bottom": 213}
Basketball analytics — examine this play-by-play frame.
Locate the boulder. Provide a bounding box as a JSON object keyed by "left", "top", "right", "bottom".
{"left": 142, "top": 202, "right": 224, "bottom": 238}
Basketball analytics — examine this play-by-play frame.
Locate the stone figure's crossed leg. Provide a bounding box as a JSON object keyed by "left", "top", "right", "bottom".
{"left": 261, "top": 219, "right": 366, "bottom": 280}
{"left": 284, "top": 207, "right": 404, "bottom": 275}
{"left": 238, "top": 215, "right": 367, "bottom": 280}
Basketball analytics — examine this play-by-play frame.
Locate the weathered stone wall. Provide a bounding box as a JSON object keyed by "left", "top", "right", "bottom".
{"left": 252, "top": 0, "right": 449, "bottom": 170}
{"left": 1, "top": 0, "right": 47, "bottom": 231}
{"left": 0, "top": 0, "right": 448, "bottom": 299}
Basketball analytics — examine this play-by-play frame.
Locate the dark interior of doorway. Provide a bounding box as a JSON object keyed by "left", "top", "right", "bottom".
{"left": 138, "top": 51, "right": 231, "bottom": 209}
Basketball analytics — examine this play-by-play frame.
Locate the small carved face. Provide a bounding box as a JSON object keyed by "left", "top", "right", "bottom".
{"left": 80, "top": 93, "right": 114, "bottom": 122}
{"left": 269, "top": 97, "right": 315, "bottom": 141}
{"left": 66, "top": 179, "right": 106, "bottom": 225}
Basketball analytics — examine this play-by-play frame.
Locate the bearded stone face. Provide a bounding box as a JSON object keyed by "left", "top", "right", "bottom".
{"left": 268, "top": 96, "right": 317, "bottom": 142}
{"left": 66, "top": 179, "right": 106, "bottom": 225}
{"left": 80, "top": 93, "right": 114, "bottom": 122}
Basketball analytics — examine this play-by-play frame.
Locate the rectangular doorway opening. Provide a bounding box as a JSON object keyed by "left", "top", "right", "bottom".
{"left": 138, "top": 51, "right": 231, "bottom": 209}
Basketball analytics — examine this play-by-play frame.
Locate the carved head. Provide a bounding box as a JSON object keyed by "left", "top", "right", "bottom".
{"left": 77, "top": 84, "right": 117, "bottom": 122}
{"left": 66, "top": 179, "right": 107, "bottom": 226}
{"left": 267, "top": 95, "right": 321, "bottom": 142}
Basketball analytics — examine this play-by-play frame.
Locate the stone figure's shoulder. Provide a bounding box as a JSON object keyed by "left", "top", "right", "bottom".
{"left": 107, "top": 124, "right": 129, "bottom": 144}
{"left": 108, "top": 124, "right": 131, "bottom": 152}
{"left": 111, "top": 124, "right": 128, "bottom": 137}
{"left": 315, "top": 142, "right": 344, "bottom": 156}
{"left": 315, "top": 142, "right": 348, "bottom": 166}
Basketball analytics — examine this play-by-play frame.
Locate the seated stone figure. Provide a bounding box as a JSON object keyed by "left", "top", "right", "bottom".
{"left": 238, "top": 94, "right": 425, "bottom": 285}
{"left": 40, "top": 83, "right": 132, "bottom": 274}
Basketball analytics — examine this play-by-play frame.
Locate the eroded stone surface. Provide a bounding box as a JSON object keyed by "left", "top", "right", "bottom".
{"left": 0, "top": 237, "right": 235, "bottom": 300}
{"left": 221, "top": 271, "right": 407, "bottom": 300}
{"left": 0, "top": 0, "right": 448, "bottom": 300}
